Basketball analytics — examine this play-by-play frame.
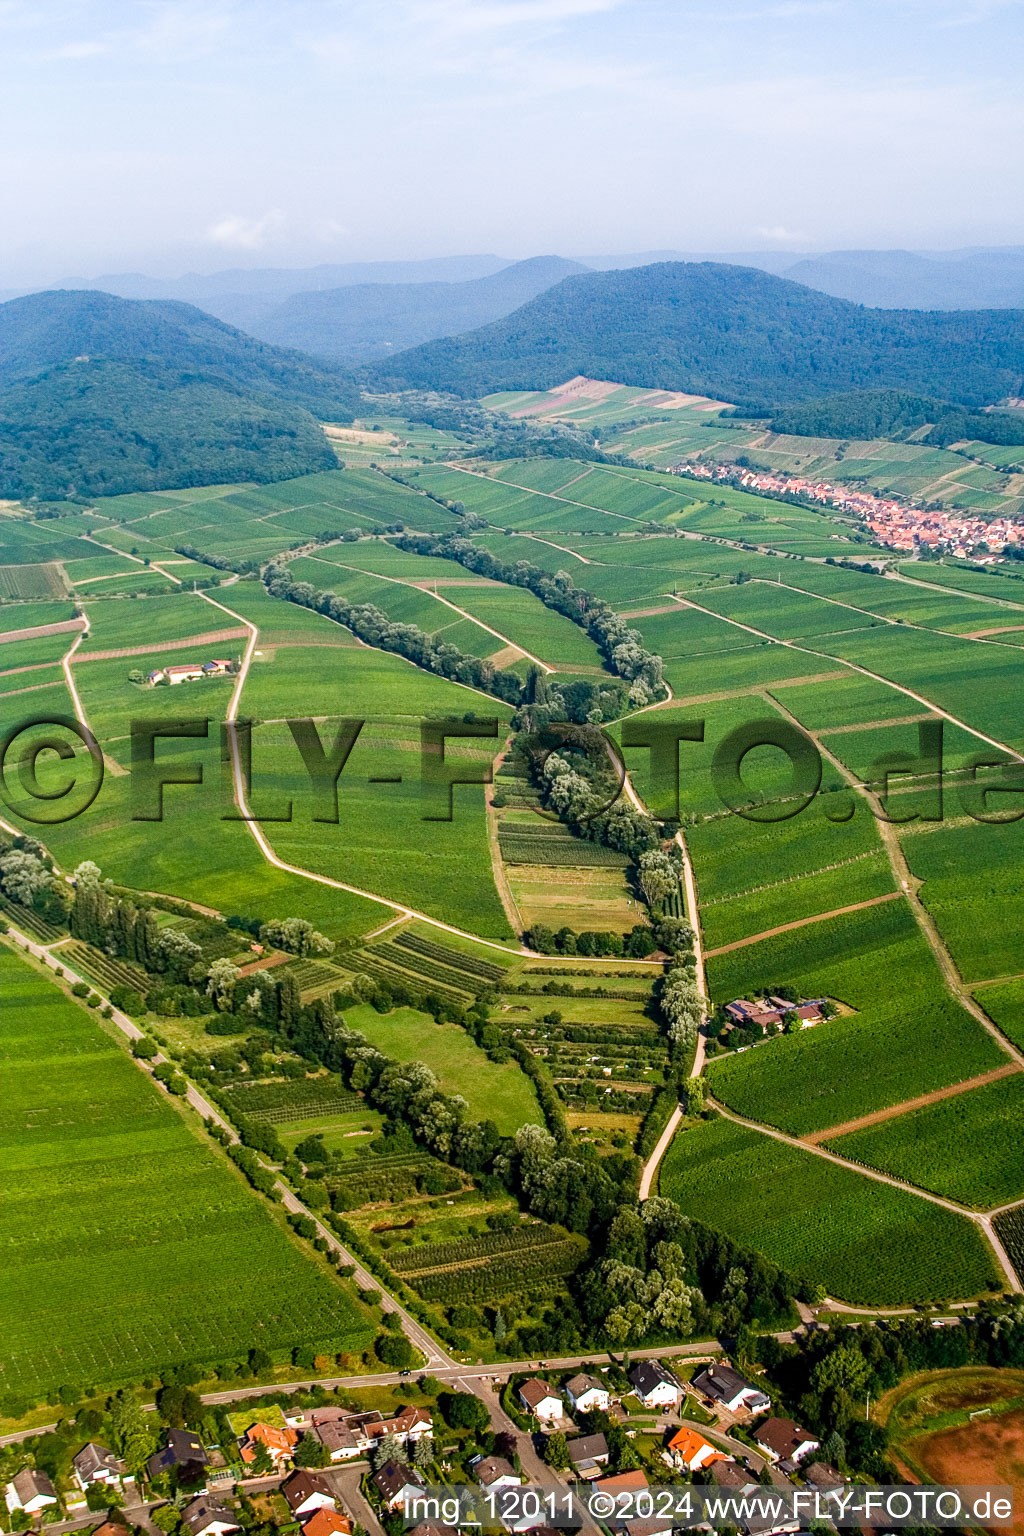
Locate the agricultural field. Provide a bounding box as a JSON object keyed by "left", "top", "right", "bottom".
{"left": 342, "top": 1003, "right": 540, "bottom": 1134}
{"left": 706, "top": 902, "right": 1005, "bottom": 1136}
{"left": 658, "top": 1115, "right": 999, "bottom": 1305}
{"left": 899, "top": 818, "right": 1024, "bottom": 985}
{"left": 0, "top": 943, "right": 373, "bottom": 1403}
{"left": 825, "top": 1073, "right": 1024, "bottom": 1209}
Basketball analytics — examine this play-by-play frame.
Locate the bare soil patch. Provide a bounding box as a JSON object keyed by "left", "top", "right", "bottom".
{"left": 911, "top": 1409, "right": 1024, "bottom": 1533}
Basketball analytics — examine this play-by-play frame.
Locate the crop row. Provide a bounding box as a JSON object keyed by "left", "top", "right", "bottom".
{"left": 392, "top": 931, "right": 506, "bottom": 982}
{"left": 499, "top": 836, "right": 630, "bottom": 867}
{"left": 352, "top": 949, "right": 474, "bottom": 1000}
{"left": 374, "top": 940, "right": 491, "bottom": 994}
{"left": 61, "top": 942, "right": 148, "bottom": 993}
{"left": 224, "top": 1074, "right": 360, "bottom": 1116}
{"left": 0, "top": 895, "right": 64, "bottom": 943}
{"left": 409, "top": 1238, "right": 587, "bottom": 1301}
{"left": 388, "top": 1223, "right": 567, "bottom": 1272}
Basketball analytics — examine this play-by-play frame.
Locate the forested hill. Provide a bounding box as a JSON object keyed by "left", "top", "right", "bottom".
{"left": 0, "top": 289, "right": 359, "bottom": 417}
{"left": 0, "top": 289, "right": 357, "bottom": 499}
{"left": 254, "top": 255, "right": 588, "bottom": 362}
{"left": 366, "top": 262, "right": 1024, "bottom": 408}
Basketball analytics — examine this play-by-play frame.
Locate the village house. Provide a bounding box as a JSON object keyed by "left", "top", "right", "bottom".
{"left": 147, "top": 1429, "right": 209, "bottom": 1481}
{"left": 665, "top": 1427, "right": 725, "bottom": 1473}
{"left": 372, "top": 1459, "right": 425, "bottom": 1513}
{"left": 692, "top": 1363, "right": 770, "bottom": 1415}
{"left": 752, "top": 1417, "right": 819, "bottom": 1466}
{"left": 566, "top": 1433, "right": 610, "bottom": 1480}
{"left": 312, "top": 1420, "right": 362, "bottom": 1462}
{"left": 72, "top": 1443, "right": 129, "bottom": 1491}
{"left": 802, "top": 1462, "right": 845, "bottom": 1500}
{"left": 593, "top": 1469, "right": 649, "bottom": 1496}
{"left": 180, "top": 1497, "right": 241, "bottom": 1536}
{"left": 564, "top": 1373, "right": 609, "bottom": 1414}
{"left": 471, "top": 1454, "right": 521, "bottom": 1490}
{"left": 301, "top": 1508, "right": 353, "bottom": 1536}
{"left": 5, "top": 1470, "right": 58, "bottom": 1515}
{"left": 238, "top": 1421, "right": 299, "bottom": 1468}
{"left": 282, "top": 1472, "right": 337, "bottom": 1519}
{"left": 517, "top": 1379, "right": 563, "bottom": 1421}
{"left": 628, "top": 1360, "right": 682, "bottom": 1410}
{"left": 724, "top": 998, "right": 825, "bottom": 1033}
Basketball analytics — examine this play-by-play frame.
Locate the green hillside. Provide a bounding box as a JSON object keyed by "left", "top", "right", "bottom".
{"left": 368, "top": 261, "right": 1024, "bottom": 407}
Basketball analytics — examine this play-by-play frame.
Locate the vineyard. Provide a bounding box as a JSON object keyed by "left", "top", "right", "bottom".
{"left": 0, "top": 562, "right": 68, "bottom": 599}
{"left": 498, "top": 821, "right": 631, "bottom": 868}
{"left": 326, "top": 1149, "right": 466, "bottom": 1207}
{"left": 59, "top": 941, "right": 149, "bottom": 994}
{"left": 0, "top": 895, "right": 64, "bottom": 944}
{"left": 223, "top": 1074, "right": 363, "bottom": 1124}
{"left": 994, "top": 1208, "right": 1024, "bottom": 1280}
{"left": 392, "top": 1225, "right": 589, "bottom": 1304}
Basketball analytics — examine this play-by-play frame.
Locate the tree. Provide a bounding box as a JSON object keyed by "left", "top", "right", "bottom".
{"left": 151, "top": 1507, "right": 181, "bottom": 1536}
{"left": 249, "top": 1442, "right": 274, "bottom": 1476}
{"left": 373, "top": 1433, "right": 404, "bottom": 1469}
{"left": 206, "top": 958, "right": 240, "bottom": 1009}
{"left": 156, "top": 1385, "right": 203, "bottom": 1428}
{"left": 375, "top": 1332, "right": 416, "bottom": 1370}
{"left": 438, "top": 1391, "right": 488, "bottom": 1432}
{"left": 544, "top": 1432, "right": 569, "bottom": 1471}
{"left": 293, "top": 1434, "right": 331, "bottom": 1469}
{"left": 412, "top": 1434, "right": 435, "bottom": 1470}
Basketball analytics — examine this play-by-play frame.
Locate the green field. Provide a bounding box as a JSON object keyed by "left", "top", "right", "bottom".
{"left": 827, "top": 1074, "right": 1024, "bottom": 1209}
{"left": 706, "top": 902, "right": 1005, "bottom": 1135}
{"left": 0, "top": 944, "right": 372, "bottom": 1402}
{"left": 342, "top": 1003, "right": 540, "bottom": 1133}
{"left": 659, "top": 1115, "right": 998, "bottom": 1305}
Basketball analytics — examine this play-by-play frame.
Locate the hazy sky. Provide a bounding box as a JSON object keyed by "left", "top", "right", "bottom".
{"left": 2, "top": 0, "right": 1023, "bottom": 282}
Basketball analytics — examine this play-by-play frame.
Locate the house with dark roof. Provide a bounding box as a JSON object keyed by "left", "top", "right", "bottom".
{"left": 566, "top": 1433, "right": 609, "bottom": 1480}
{"left": 313, "top": 1420, "right": 362, "bottom": 1462}
{"left": 372, "top": 1460, "right": 425, "bottom": 1513}
{"left": 752, "top": 1417, "right": 819, "bottom": 1465}
{"left": 803, "top": 1461, "right": 845, "bottom": 1498}
{"left": 471, "top": 1455, "right": 520, "bottom": 1490}
{"left": 628, "top": 1360, "right": 682, "bottom": 1409}
{"left": 517, "top": 1379, "right": 563, "bottom": 1421}
{"left": 72, "top": 1443, "right": 127, "bottom": 1492}
{"left": 147, "top": 1429, "right": 209, "bottom": 1481}
{"left": 282, "top": 1472, "right": 336, "bottom": 1518}
{"left": 564, "top": 1374, "right": 608, "bottom": 1413}
{"left": 692, "top": 1363, "right": 770, "bottom": 1414}
{"left": 6, "top": 1470, "right": 58, "bottom": 1514}
{"left": 180, "top": 1497, "right": 241, "bottom": 1536}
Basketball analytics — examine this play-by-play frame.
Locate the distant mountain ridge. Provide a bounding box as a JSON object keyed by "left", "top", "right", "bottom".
{"left": 251, "top": 255, "right": 589, "bottom": 362}
{"left": 366, "top": 262, "right": 1024, "bottom": 409}
{"left": 0, "top": 289, "right": 357, "bottom": 499}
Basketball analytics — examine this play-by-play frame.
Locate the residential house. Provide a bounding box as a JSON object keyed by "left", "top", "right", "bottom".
{"left": 566, "top": 1434, "right": 609, "bottom": 1480}
{"left": 72, "top": 1444, "right": 128, "bottom": 1492}
{"left": 6, "top": 1470, "right": 58, "bottom": 1514}
{"left": 628, "top": 1360, "right": 682, "bottom": 1410}
{"left": 709, "top": 1462, "right": 758, "bottom": 1493}
{"left": 803, "top": 1462, "right": 845, "bottom": 1500}
{"left": 752, "top": 1418, "right": 819, "bottom": 1467}
{"left": 372, "top": 1460, "right": 425, "bottom": 1513}
{"left": 283, "top": 1472, "right": 337, "bottom": 1519}
{"left": 371, "top": 1405, "right": 433, "bottom": 1448}
{"left": 238, "top": 1422, "right": 299, "bottom": 1468}
{"left": 147, "top": 1429, "right": 209, "bottom": 1481}
{"left": 517, "top": 1379, "right": 563, "bottom": 1421}
{"left": 564, "top": 1374, "right": 609, "bottom": 1414}
{"left": 313, "top": 1421, "right": 362, "bottom": 1462}
{"left": 472, "top": 1455, "right": 520, "bottom": 1490}
{"left": 301, "top": 1509, "right": 353, "bottom": 1536}
{"left": 692, "top": 1363, "right": 770, "bottom": 1414}
{"left": 180, "top": 1497, "right": 241, "bottom": 1536}
{"left": 593, "top": 1470, "right": 649, "bottom": 1495}
{"left": 665, "top": 1427, "right": 725, "bottom": 1473}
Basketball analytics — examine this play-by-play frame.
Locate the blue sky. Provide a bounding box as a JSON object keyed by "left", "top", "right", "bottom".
{"left": 1, "top": 0, "right": 1022, "bottom": 280}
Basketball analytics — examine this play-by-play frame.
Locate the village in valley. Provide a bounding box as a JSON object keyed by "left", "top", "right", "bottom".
{"left": 676, "top": 460, "right": 1024, "bottom": 559}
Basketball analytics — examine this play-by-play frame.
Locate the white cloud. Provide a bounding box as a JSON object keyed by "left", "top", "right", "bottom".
{"left": 205, "top": 210, "right": 285, "bottom": 250}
